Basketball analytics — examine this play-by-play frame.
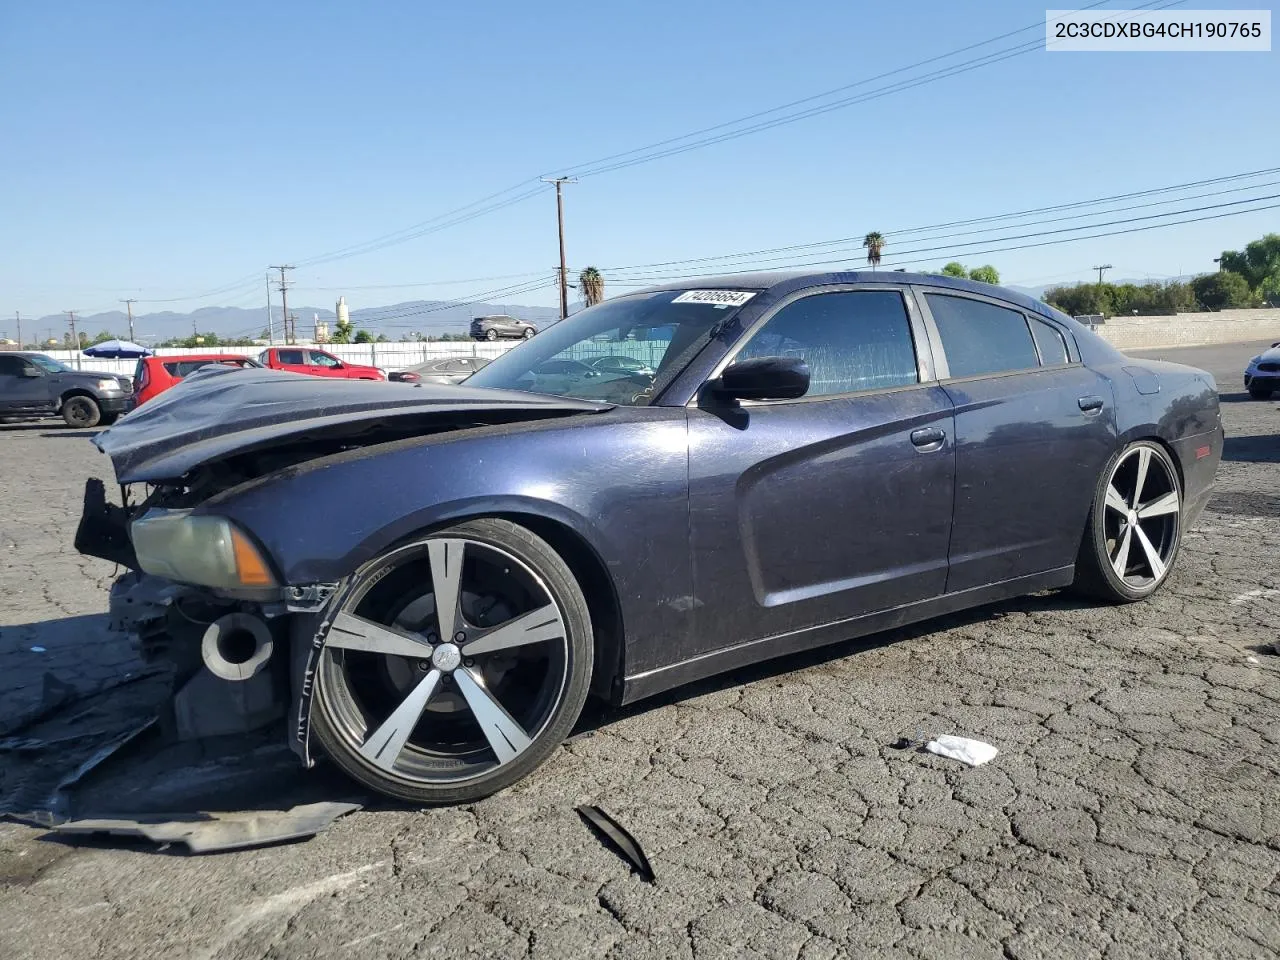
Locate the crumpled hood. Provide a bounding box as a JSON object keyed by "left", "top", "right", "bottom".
{"left": 94, "top": 364, "right": 610, "bottom": 483}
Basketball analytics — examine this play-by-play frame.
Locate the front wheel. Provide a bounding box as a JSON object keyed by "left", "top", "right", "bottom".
{"left": 1248, "top": 384, "right": 1273, "bottom": 399}
{"left": 61, "top": 396, "right": 102, "bottom": 428}
{"left": 1073, "top": 440, "right": 1182, "bottom": 603}
{"left": 312, "top": 518, "right": 593, "bottom": 804}
{"left": 523, "top": 327, "right": 535, "bottom": 339}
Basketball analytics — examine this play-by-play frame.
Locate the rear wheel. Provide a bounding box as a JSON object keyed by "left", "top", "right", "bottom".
{"left": 523, "top": 327, "right": 535, "bottom": 339}
{"left": 61, "top": 396, "right": 101, "bottom": 428}
{"left": 1073, "top": 441, "right": 1182, "bottom": 603}
{"left": 485, "top": 328, "right": 499, "bottom": 341}
{"left": 312, "top": 518, "right": 593, "bottom": 804}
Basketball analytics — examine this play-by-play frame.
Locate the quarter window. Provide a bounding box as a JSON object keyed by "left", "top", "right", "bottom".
{"left": 925, "top": 294, "right": 1039, "bottom": 378}
{"left": 1030, "top": 317, "right": 1070, "bottom": 365}
{"left": 732, "top": 291, "right": 919, "bottom": 398}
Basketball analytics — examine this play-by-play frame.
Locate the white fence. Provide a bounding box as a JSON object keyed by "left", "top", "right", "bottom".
{"left": 33, "top": 341, "right": 522, "bottom": 377}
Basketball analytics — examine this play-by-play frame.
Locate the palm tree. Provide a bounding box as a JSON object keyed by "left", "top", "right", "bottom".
{"left": 863, "top": 232, "right": 885, "bottom": 270}
{"left": 579, "top": 266, "right": 605, "bottom": 307}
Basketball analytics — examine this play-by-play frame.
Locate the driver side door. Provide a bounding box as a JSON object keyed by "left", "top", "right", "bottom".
{"left": 0, "top": 356, "right": 56, "bottom": 413}
{"left": 686, "top": 285, "right": 956, "bottom": 653}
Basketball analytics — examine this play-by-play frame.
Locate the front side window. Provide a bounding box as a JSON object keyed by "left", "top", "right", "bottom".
{"left": 467, "top": 288, "right": 758, "bottom": 404}
{"left": 28, "top": 355, "right": 70, "bottom": 374}
{"left": 309, "top": 351, "right": 341, "bottom": 368}
{"left": 925, "top": 294, "right": 1039, "bottom": 378}
{"left": 732, "top": 290, "right": 919, "bottom": 398}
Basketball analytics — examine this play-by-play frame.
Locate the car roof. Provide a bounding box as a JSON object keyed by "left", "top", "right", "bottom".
{"left": 154, "top": 353, "right": 254, "bottom": 362}
{"left": 637, "top": 270, "right": 1070, "bottom": 323}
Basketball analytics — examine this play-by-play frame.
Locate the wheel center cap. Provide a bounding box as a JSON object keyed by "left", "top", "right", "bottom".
{"left": 1128, "top": 509, "right": 1138, "bottom": 525}
{"left": 431, "top": 642, "right": 462, "bottom": 672}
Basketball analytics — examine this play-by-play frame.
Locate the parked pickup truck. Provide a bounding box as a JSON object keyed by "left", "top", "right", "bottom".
{"left": 0, "top": 352, "right": 134, "bottom": 428}
{"left": 257, "top": 347, "right": 386, "bottom": 380}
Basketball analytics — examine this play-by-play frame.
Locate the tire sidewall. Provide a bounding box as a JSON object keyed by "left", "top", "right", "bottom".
{"left": 313, "top": 517, "right": 594, "bottom": 805}
{"left": 62, "top": 396, "right": 101, "bottom": 428}
{"left": 1088, "top": 440, "right": 1183, "bottom": 602}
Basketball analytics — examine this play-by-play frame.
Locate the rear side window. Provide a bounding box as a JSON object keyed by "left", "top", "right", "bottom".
{"left": 0, "top": 356, "right": 24, "bottom": 376}
{"left": 162, "top": 360, "right": 215, "bottom": 378}
{"left": 277, "top": 350, "right": 304, "bottom": 364}
{"left": 925, "top": 294, "right": 1039, "bottom": 378}
{"left": 734, "top": 290, "right": 919, "bottom": 397}
{"left": 1030, "top": 317, "right": 1070, "bottom": 365}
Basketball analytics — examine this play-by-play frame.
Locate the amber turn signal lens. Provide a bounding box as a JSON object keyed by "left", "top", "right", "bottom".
{"left": 231, "top": 527, "right": 276, "bottom": 586}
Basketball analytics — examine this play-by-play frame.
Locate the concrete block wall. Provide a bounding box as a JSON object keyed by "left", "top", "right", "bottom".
{"left": 1092, "top": 308, "right": 1280, "bottom": 351}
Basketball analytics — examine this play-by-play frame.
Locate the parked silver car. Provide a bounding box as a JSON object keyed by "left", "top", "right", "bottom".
{"left": 390, "top": 355, "right": 492, "bottom": 384}
{"left": 470, "top": 315, "right": 537, "bottom": 341}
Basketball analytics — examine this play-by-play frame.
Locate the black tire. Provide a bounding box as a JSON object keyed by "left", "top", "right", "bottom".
{"left": 523, "top": 327, "right": 535, "bottom": 339}
{"left": 1072, "top": 440, "right": 1182, "bottom": 603}
{"left": 61, "top": 396, "right": 101, "bottom": 429}
{"left": 312, "top": 518, "right": 594, "bottom": 805}
{"left": 1248, "top": 385, "right": 1273, "bottom": 400}
{"left": 485, "top": 328, "right": 499, "bottom": 341}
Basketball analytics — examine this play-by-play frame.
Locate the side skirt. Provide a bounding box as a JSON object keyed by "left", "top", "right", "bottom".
{"left": 619, "top": 565, "right": 1076, "bottom": 705}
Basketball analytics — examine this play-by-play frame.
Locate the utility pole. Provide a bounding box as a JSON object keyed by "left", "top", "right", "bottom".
{"left": 14, "top": 312, "right": 23, "bottom": 350}
{"left": 64, "top": 311, "right": 80, "bottom": 367}
{"left": 265, "top": 273, "right": 275, "bottom": 344}
{"left": 270, "top": 265, "right": 295, "bottom": 344}
{"left": 120, "top": 299, "right": 137, "bottom": 342}
{"left": 541, "top": 177, "right": 577, "bottom": 321}
{"left": 120, "top": 302, "right": 138, "bottom": 348}
{"left": 1093, "top": 263, "right": 1113, "bottom": 285}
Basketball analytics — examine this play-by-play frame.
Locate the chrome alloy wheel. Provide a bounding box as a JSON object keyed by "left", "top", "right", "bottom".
{"left": 1102, "top": 445, "right": 1180, "bottom": 589}
{"left": 317, "top": 536, "right": 570, "bottom": 787}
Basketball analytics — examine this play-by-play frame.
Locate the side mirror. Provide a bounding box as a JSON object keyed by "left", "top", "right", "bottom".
{"left": 21, "top": 367, "right": 42, "bottom": 378}
{"left": 713, "top": 356, "right": 810, "bottom": 402}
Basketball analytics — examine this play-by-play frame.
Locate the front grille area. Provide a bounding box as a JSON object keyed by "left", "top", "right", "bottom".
{"left": 1257, "top": 362, "right": 1280, "bottom": 373}
{"left": 117, "top": 376, "right": 134, "bottom": 395}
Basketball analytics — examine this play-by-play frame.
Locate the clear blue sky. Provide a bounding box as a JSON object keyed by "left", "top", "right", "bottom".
{"left": 1, "top": 0, "right": 1277, "bottom": 322}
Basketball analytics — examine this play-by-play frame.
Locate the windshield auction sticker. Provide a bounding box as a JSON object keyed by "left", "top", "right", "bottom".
{"left": 671, "top": 290, "right": 758, "bottom": 308}
{"left": 1046, "top": 9, "right": 1270, "bottom": 51}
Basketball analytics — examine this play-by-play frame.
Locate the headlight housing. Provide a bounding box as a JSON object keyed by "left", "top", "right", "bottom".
{"left": 131, "top": 509, "right": 276, "bottom": 590}
{"left": 96, "top": 378, "right": 123, "bottom": 392}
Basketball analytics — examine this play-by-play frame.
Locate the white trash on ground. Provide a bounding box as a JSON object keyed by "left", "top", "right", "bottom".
{"left": 924, "top": 734, "right": 999, "bottom": 767}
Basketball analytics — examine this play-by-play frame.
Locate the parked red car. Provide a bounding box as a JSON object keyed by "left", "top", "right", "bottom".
{"left": 257, "top": 347, "right": 386, "bottom": 380}
{"left": 133, "top": 354, "right": 262, "bottom": 407}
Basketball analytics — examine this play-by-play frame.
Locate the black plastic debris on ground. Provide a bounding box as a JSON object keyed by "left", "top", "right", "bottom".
{"left": 45, "top": 801, "right": 362, "bottom": 854}
{"left": 576, "top": 804, "right": 655, "bottom": 884}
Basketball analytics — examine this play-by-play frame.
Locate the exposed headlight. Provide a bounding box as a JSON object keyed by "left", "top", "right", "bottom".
{"left": 131, "top": 509, "right": 276, "bottom": 590}
{"left": 96, "top": 378, "right": 123, "bottom": 392}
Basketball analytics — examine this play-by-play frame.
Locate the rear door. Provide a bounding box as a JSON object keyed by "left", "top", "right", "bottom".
{"left": 686, "top": 285, "right": 956, "bottom": 649}
{"left": 274, "top": 348, "right": 310, "bottom": 375}
{"left": 915, "top": 287, "right": 1117, "bottom": 592}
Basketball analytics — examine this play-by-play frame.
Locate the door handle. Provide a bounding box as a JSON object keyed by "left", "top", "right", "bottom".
{"left": 1078, "top": 396, "right": 1104, "bottom": 415}
{"left": 910, "top": 427, "right": 946, "bottom": 451}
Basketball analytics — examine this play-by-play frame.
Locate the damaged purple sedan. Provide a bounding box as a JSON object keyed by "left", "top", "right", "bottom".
{"left": 77, "top": 271, "right": 1223, "bottom": 804}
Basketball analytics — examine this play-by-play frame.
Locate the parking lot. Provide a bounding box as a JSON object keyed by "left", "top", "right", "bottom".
{"left": 0, "top": 340, "right": 1276, "bottom": 959}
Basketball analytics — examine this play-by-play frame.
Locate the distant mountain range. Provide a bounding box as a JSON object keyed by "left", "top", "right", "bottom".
{"left": 26, "top": 299, "right": 564, "bottom": 344}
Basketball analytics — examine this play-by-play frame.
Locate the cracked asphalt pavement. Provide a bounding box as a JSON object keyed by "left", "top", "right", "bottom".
{"left": 1, "top": 341, "right": 1278, "bottom": 959}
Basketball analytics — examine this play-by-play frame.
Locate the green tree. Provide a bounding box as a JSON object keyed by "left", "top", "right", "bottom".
{"left": 353, "top": 329, "right": 373, "bottom": 343}
{"left": 1258, "top": 266, "right": 1280, "bottom": 306}
{"left": 578, "top": 266, "right": 605, "bottom": 307}
{"left": 91, "top": 330, "right": 115, "bottom": 345}
{"left": 330, "top": 317, "right": 354, "bottom": 344}
{"left": 1192, "top": 270, "right": 1254, "bottom": 310}
{"left": 940, "top": 262, "right": 967, "bottom": 278}
{"left": 376, "top": 334, "right": 389, "bottom": 342}
{"left": 863, "top": 232, "right": 885, "bottom": 269}
{"left": 968, "top": 265, "right": 1000, "bottom": 284}
{"left": 1218, "top": 233, "right": 1280, "bottom": 290}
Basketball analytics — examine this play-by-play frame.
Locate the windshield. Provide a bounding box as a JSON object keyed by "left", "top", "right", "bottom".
{"left": 29, "top": 355, "right": 71, "bottom": 373}
{"left": 465, "top": 289, "right": 757, "bottom": 404}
